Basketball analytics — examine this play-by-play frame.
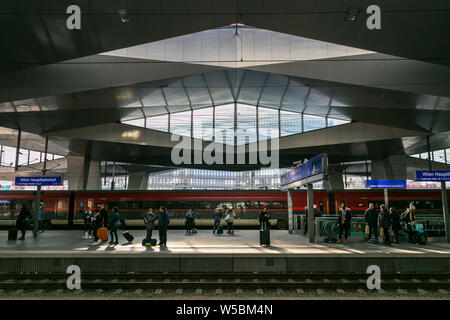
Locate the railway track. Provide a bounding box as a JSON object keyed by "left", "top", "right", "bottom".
{"left": 0, "top": 273, "right": 449, "bottom": 298}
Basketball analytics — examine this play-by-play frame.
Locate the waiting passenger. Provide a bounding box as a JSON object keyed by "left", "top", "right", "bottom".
{"left": 100, "top": 205, "right": 109, "bottom": 228}
{"left": 364, "top": 203, "right": 378, "bottom": 244}
{"left": 144, "top": 208, "right": 157, "bottom": 242}
{"left": 157, "top": 207, "right": 169, "bottom": 246}
{"left": 401, "top": 204, "right": 416, "bottom": 241}
{"left": 390, "top": 207, "right": 401, "bottom": 244}
{"left": 259, "top": 207, "right": 270, "bottom": 231}
{"left": 16, "top": 204, "right": 31, "bottom": 240}
{"left": 108, "top": 207, "right": 120, "bottom": 245}
{"left": 83, "top": 207, "right": 93, "bottom": 239}
{"left": 225, "top": 207, "right": 236, "bottom": 235}
{"left": 378, "top": 204, "right": 391, "bottom": 245}
{"left": 213, "top": 207, "right": 223, "bottom": 234}
{"left": 337, "top": 202, "right": 351, "bottom": 244}
{"left": 91, "top": 209, "right": 102, "bottom": 242}
{"left": 186, "top": 208, "right": 195, "bottom": 234}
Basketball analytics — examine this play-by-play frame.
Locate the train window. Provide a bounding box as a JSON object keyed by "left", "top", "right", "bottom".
{"left": 271, "top": 201, "right": 284, "bottom": 209}
{"left": 357, "top": 202, "right": 365, "bottom": 207}
{"left": 260, "top": 201, "right": 269, "bottom": 209}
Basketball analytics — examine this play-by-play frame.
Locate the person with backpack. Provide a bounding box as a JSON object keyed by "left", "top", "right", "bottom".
{"left": 16, "top": 204, "right": 31, "bottom": 240}
{"left": 144, "top": 208, "right": 157, "bottom": 242}
{"left": 157, "top": 207, "right": 169, "bottom": 246}
{"left": 186, "top": 208, "right": 195, "bottom": 234}
{"left": 108, "top": 207, "right": 120, "bottom": 245}
{"left": 337, "top": 202, "right": 351, "bottom": 244}
{"left": 378, "top": 204, "right": 391, "bottom": 245}
{"left": 225, "top": 207, "right": 236, "bottom": 235}
{"left": 364, "top": 203, "right": 378, "bottom": 244}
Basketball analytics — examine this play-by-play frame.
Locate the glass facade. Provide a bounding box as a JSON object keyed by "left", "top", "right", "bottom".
{"left": 0, "top": 145, "right": 65, "bottom": 168}
{"left": 410, "top": 148, "right": 449, "bottom": 164}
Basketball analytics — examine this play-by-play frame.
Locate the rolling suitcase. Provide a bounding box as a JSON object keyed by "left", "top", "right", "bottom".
{"left": 260, "top": 230, "right": 270, "bottom": 246}
{"left": 123, "top": 231, "right": 134, "bottom": 243}
{"left": 217, "top": 226, "right": 223, "bottom": 234}
{"left": 8, "top": 228, "right": 18, "bottom": 241}
{"left": 97, "top": 227, "right": 108, "bottom": 241}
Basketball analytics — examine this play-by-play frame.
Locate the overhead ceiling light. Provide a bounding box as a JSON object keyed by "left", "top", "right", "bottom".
{"left": 344, "top": 7, "right": 361, "bottom": 22}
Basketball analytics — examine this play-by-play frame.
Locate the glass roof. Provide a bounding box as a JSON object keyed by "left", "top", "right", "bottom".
{"left": 122, "top": 103, "right": 350, "bottom": 146}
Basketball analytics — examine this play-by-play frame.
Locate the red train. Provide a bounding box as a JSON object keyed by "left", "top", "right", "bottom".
{"left": 0, "top": 189, "right": 448, "bottom": 229}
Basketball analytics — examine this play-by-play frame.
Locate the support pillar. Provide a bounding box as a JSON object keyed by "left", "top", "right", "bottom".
{"left": 372, "top": 155, "right": 407, "bottom": 180}
{"left": 14, "top": 130, "right": 21, "bottom": 172}
{"left": 67, "top": 156, "right": 101, "bottom": 190}
{"left": 384, "top": 188, "right": 389, "bottom": 208}
{"left": 287, "top": 189, "right": 293, "bottom": 234}
{"left": 441, "top": 181, "right": 450, "bottom": 244}
{"left": 307, "top": 183, "right": 315, "bottom": 243}
{"left": 128, "top": 171, "right": 150, "bottom": 190}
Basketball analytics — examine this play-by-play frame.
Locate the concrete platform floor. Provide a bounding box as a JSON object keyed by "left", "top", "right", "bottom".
{"left": 1, "top": 230, "right": 449, "bottom": 256}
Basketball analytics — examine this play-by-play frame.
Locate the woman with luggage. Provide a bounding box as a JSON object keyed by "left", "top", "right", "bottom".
{"left": 91, "top": 209, "right": 103, "bottom": 242}
{"left": 259, "top": 207, "right": 270, "bottom": 231}
{"left": 225, "top": 207, "right": 236, "bottom": 235}
{"left": 108, "top": 207, "right": 120, "bottom": 245}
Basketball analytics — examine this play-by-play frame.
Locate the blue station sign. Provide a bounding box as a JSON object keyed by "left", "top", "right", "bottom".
{"left": 281, "top": 154, "right": 325, "bottom": 186}
{"left": 15, "top": 177, "right": 62, "bottom": 186}
{"left": 366, "top": 180, "right": 406, "bottom": 188}
{"left": 416, "top": 171, "right": 450, "bottom": 182}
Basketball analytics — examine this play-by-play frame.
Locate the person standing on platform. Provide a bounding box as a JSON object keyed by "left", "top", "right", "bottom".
{"left": 337, "top": 202, "right": 351, "bottom": 244}
{"left": 389, "top": 207, "right": 401, "bottom": 244}
{"left": 225, "top": 207, "right": 236, "bottom": 235}
{"left": 144, "top": 208, "right": 157, "bottom": 242}
{"left": 186, "top": 208, "right": 195, "bottom": 234}
{"left": 83, "top": 207, "right": 93, "bottom": 239}
{"left": 402, "top": 203, "right": 417, "bottom": 241}
{"left": 259, "top": 207, "right": 270, "bottom": 231}
{"left": 91, "top": 209, "right": 102, "bottom": 242}
{"left": 37, "top": 203, "right": 44, "bottom": 233}
{"left": 108, "top": 207, "right": 120, "bottom": 245}
{"left": 213, "top": 207, "right": 223, "bottom": 234}
{"left": 365, "top": 203, "right": 378, "bottom": 244}
{"left": 157, "top": 207, "right": 169, "bottom": 246}
{"left": 16, "top": 204, "right": 31, "bottom": 240}
{"left": 100, "top": 205, "right": 109, "bottom": 228}
{"left": 378, "top": 204, "right": 391, "bottom": 245}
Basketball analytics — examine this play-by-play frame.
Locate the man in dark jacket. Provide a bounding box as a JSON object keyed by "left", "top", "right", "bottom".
{"left": 17, "top": 205, "right": 31, "bottom": 240}
{"left": 213, "top": 207, "right": 223, "bottom": 234}
{"left": 390, "top": 207, "right": 401, "bottom": 244}
{"left": 144, "top": 208, "right": 157, "bottom": 242}
{"left": 378, "top": 204, "right": 391, "bottom": 245}
{"left": 100, "top": 206, "right": 109, "bottom": 228}
{"left": 364, "top": 203, "right": 378, "bottom": 244}
{"left": 157, "top": 207, "right": 169, "bottom": 246}
{"left": 259, "top": 207, "right": 270, "bottom": 231}
{"left": 337, "top": 202, "right": 351, "bottom": 244}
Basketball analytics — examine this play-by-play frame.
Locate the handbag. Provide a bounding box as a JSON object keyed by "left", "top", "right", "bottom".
{"left": 380, "top": 227, "right": 384, "bottom": 237}
{"left": 365, "top": 224, "right": 370, "bottom": 235}
{"left": 224, "top": 214, "right": 230, "bottom": 221}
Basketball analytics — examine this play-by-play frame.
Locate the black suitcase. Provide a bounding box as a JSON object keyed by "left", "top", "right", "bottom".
{"left": 123, "top": 231, "right": 134, "bottom": 243}
{"left": 217, "top": 226, "right": 223, "bottom": 234}
{"left": 260, "top": 230, "right": 270, "bottom": 246}
{"left": 8, "top": 228, "right": 18, "bottom": 241}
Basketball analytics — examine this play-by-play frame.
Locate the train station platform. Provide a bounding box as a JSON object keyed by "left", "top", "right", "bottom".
{"left": 1, "top": 230, "right": 449, "bottom": 274}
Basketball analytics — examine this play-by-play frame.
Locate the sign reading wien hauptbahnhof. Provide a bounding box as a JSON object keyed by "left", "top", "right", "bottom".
{"left": 416, "top": 171, "right": 450, "bottom": 181}
{"left": 15, "top": 177, "right": 62, "bottom": 186}
{"left": 366, "top": 180, "right": 406, "bottom": 188}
